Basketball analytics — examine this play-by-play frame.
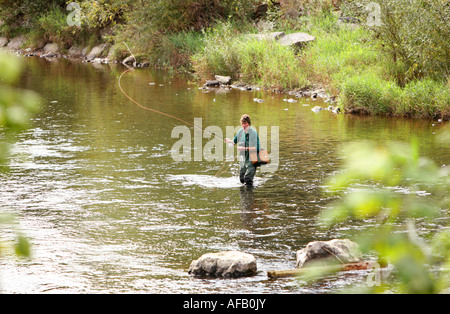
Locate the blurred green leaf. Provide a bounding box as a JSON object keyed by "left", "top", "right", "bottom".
{"left": 14, "top": 234, "right": 31, "bottom": 258}
{"left": 396, "top": 256, "right": 437, "bottom": 294}
{"left": 1, "top": 51, "right": 40, "bottom": 266}
{"left": 0, "top": 52, "right": 23, "bottom": 84}
{"left": 319, "top": 189, "right": 401, "bottom": 227}
{"left": 432, "top": 229, "right": 450, "bottom": 263}
{"left": 318, "top": 136, "right": 449, "bottom": 293}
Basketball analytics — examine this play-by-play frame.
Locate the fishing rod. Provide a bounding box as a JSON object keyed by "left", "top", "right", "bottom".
{"left": 117, "top": 63, "right": 235, "bottom": 177}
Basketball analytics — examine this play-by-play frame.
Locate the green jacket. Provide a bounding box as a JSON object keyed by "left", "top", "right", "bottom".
{"left": 233, "top": 127, "right": 260, "bottom": 164}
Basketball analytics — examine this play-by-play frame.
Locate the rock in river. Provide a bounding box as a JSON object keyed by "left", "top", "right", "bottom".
{"left": 311, "top": 106, "right": 323, "bottom": 113}
{"left": 215, "top": 75, "right": 232, "bottom": 85}
{"left": 43, "top": 43, "right": 59, "bottom": 54}
{"left": 6, "top": 35, "right": 26, "bottom": 50}
{"left": 188, "top": 251, "right": 257, "bottom": 278}
{"left": 296, "top": 239, "right": 362, "bottom": 268}
{"left": 204, "top": 80, "right": 221, "bottom": 87}
{"left": 86, "top": 44, "right": 109, "bottom": 60}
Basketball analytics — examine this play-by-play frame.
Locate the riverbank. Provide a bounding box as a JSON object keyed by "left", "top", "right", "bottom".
{"left": 3, "top": 31, "right": 449, "bottom": 122}
{"left": 1, "top": 2, "right": 448, "bottom": 120}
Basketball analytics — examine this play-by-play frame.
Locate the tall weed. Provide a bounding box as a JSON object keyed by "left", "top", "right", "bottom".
{"left": 342, "top": 74, "right": 450, "bottom": 119}
{"left": 240, "top": 38, "right": 307, "bottom": 89}
{"left": 302, "top": 17, "right": 379, "bottom": 94}
{"left": 192, "top": 22, "right": 307, "bottom": 89}
{"left": 400, "top": 79, "right": 450, "bottom": 119}
{"left": 191, "top": 22, "right": 243, "bottom": 80}
{"left": 341, "top": 73, "right": 398, "bottom": 115}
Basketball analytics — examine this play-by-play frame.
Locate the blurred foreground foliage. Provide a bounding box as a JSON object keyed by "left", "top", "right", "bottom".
{"left": 0, "top": 51, "right": 41, "bottom": 259}
{"left": 317, "top": 131, "right": 449, "bottom": 293}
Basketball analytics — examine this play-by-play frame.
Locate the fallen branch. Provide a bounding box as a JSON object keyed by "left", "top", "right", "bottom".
{"left": 267, "top": 262, "right": 371, "bottom": 279}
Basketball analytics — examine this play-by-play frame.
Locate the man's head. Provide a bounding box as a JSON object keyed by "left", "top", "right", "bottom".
{"left": 240, "top": 114, "right": 251, "bottom": 129}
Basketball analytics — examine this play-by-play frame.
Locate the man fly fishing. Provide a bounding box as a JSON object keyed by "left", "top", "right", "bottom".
{"left": 225, "top": 114, "right": 261, "bottom": 186}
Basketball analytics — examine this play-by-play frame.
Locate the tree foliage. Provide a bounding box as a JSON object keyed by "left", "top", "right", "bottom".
{"left": 318, "top": 137, "right": 450, "bottom": 293}
{"left": 343, "top": 0, "right": 450, "bottom": 85}
{"left": 76, "top": 0, "right": 128, "bottom": 30}
{"left": 0, "top": 0, "right": 66, "bottom": 33}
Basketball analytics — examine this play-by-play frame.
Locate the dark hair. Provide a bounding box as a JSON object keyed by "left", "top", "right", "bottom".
{"left": 240, "top": 114, "right": 251, "bottom": 125}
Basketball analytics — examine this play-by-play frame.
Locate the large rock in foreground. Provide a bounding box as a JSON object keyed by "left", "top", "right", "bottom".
{"left": 188, "top": 251, "right": 257, "bottom": 278}
{"left": 296, "top": 239, "right": 362, "bottom": 268}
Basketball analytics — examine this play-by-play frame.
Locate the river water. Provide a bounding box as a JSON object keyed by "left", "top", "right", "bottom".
{"left": 0, "top": 57, "right": 448, "bottom": 293}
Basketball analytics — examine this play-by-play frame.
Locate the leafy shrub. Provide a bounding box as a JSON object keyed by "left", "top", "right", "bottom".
{"left": 34, "top": 5, "right": 73, "bottom": 46}
{"left": 0, "top": 52, "right": 41, "bottom": 129}
{"left": 123, "top": 0, "right": 260, "bottom": 33}
{"left": 145, "top": 31, "right": 205, "bottom": 72}
{"left": 0, "top": 52, "right": 38, "bottom": 263}
{"left": 377, "top": 0, "right": 449, "bottom": 83}
{"left": 342, "top": 0, "right": 450, "bottom": 84}
{"left": 0, "top": 0, "right": 66, "bottom": 35}
{"left": 78, "top": 0, "right": 127, "bottom": 29}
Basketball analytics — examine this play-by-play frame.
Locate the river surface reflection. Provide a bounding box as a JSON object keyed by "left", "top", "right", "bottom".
{"left": 1, "top": 57, "right": 448, "bottom": 293}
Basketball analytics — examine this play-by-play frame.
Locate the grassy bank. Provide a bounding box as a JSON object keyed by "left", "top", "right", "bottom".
{"left": 190, "top": 21, "right": 309, "bottom": 90}
{"left": 300, "top": 14, "right": 450, "bottom": 120}
{"left": 1, "top": 0, "right": 448, "bottom": 120}
{"left": 187, "top": 14, "right": 449, "bottom": 120}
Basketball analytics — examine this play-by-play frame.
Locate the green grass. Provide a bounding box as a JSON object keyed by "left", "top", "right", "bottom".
{"left": 399, "top": 79, "right": 450, "bottom": 119}
{"left": 191, "top": 21, "right": 308, "bottom": 90}
{"left": 301, "top": 16, "right": 380, "bottom": 92}
{"left": 191, "top": 22, "right": 243, "bottom": 80}
{"left": 239, "top": 38, "right": 309, "bottom": 89}
{"left": 300, "top": 14, "right": 449, "bottom": 119}
{"left": 341, "top": 73, "right": 450, "bottom": 119}
{"left": 188, "top": 16, "right": 449, "bottom": 119}
{"left": 152, "top": 31, "right": 205, "bottom": 72}
{"left": 341, "top": 73, "right": 402, "bottom": 115}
